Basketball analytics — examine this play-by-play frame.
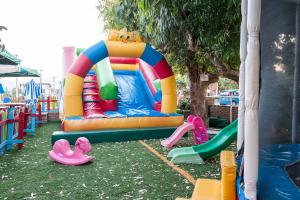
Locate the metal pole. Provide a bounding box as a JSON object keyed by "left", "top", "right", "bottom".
{"left": 40, "top": 70, "right": 43, "bottom": 97}
{"left": 292, "top": 4, "right": 300, "bottom": 144}
{"left": 52, "top": 76, "right": 56, "bottom": 96}
{"left": 16, "top": 77, "right": 18, "bottom": 102}
{"left": 230, "top": 95, "right": 233, "bottom": 123}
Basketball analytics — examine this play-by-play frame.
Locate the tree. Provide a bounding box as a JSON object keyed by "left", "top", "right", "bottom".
{"left": 98, "top": 0, "right": 241, "bottom": 123}
{"left": 0, "top": 26, "right": 7, "bottom": 52}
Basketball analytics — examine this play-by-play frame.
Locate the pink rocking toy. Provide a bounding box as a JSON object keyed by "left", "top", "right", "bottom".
{"left": 49, "top": 137, "right": 94, "bottom": 165}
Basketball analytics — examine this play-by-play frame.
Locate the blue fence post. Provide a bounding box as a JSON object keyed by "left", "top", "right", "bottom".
{"left": 32, "top": 103, "right": 36, "bottom": 131}
{"left": 23, "top": 102, "right": 36, "bottom": 135}
{"left": 6, "top": 108, "right": 14, "bottom": 150}
{"left": 0, "top": 112, "right": 5, "bottom": 155}
{"left": 42, "top": 96, "right": 46, "bottom": 113}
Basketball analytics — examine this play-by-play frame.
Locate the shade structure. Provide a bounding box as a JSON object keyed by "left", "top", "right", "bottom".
{"left": 0, "top": 64, "right": 19, "bottom": 73}
{"left": 0, "top": 66, "right": 40, "bottom": 77}
{"left": 0, "top": 49, "right": 21, "bottom": 65}
{"left": 0, "top": 49, "right": 21, "bottom": 73}
{"left": 24, "top": 79, "right": 41, "bottom": 101}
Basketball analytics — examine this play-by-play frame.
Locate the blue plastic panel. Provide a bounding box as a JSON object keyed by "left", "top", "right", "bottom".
{"left": 257, "top": 144, "right": 300, "bottom": 199}
{"left": 137, "top": 70, "right": 155, "bottom": 106}
{"left": 83, "top": 41, "right": 108, "bottom": 64}
{"left": 87, "top": 70, "right": 96, "bottom": 76}
{"left": 140, "top": 44, "right": 162, "bottom": 66}
{"left": 108, "top": 71, "right": 167, "bottom": 117}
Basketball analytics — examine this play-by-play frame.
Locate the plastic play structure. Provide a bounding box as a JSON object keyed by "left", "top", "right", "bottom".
{"left": 49, "top": 137, "right": 93, "bottom": 165}
{"left": 181, "top": 0, "right": 300, "bottom": 199}
{"left": 52, "top": 30, "right": 183, "bottom": 144}
{"left": 233, "top": 0, "right": 300, "bottom": 199}
{"left": 177, "top": 151, "right": 237, "bottom": 200}
{"left": 0, "top": 107, "right": 25, "bottom": 155}
{"left": 161, "top": 115, "right": 208, "bottom": 148}
{"left": 0, "top": 103, "right": 42, "bottom": 155}
{"left": 23, "top": 102, "right": 42, "bottom": 135}
{"left": 167, "top": 119, "right": 237, "bottom": 164}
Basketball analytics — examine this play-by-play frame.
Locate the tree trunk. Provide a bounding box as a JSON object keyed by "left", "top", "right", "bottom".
{"left": 187, "top": 64, "right": 213, "bottom": 125}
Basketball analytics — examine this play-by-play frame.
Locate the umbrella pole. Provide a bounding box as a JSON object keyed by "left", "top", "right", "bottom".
{"left": 292, "top": 3, "right": 300, "bottom": 144}
{"left": 16, "top": 77, "right": 18, "bottom": 102}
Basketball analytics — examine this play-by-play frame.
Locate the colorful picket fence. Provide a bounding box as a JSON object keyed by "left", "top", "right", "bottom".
{"left": 0, "top": 103, "right": 42, "bottom": 155}
{"left": 0, "top": 107, "right": 25, "bottom": 155}
{"left": 38, "top": 96, "right": 58, "bottom": 113}
{"left": 23, "top": 103, "right": 42, "bottom": 135}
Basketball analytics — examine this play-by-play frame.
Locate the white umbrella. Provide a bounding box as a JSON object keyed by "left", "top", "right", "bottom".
{"left": 24, "top": 79, "right": 40, "bottom": 101}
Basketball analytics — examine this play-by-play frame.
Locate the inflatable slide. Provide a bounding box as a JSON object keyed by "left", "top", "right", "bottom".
{"left": 167, "top": 120, "right": 237, "bottom": 164}
{"left": 53, "top": 31, "right": 184, "bottom": 144}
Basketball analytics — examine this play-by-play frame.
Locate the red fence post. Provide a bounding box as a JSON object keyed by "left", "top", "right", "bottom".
{"left": 17, "top": 111, "right": 24, "bottom": 149}
{"left": 0, "top": 113, "right": 2, "bottom": 145}
{"left": 37, "top": 104, "right": 42, "bottom": 127}
{"left": 24, "top": 106, "right": 29, "bottom": 136}
{"left": 47, "top": 96, "right": 50, "bottom": 111}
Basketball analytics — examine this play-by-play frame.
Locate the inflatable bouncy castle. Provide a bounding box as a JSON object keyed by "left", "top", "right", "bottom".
{"left": 52, "top": 31, "right": 183, "bottom": 144}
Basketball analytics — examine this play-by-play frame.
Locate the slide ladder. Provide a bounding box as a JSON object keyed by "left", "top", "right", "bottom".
{"left": 161, "top": 115, "right": 208, "bottom": 148}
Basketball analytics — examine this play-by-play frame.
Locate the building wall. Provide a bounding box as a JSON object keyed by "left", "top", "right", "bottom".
{"left": 208, "top": 105, "right": 238, "bottom": 122}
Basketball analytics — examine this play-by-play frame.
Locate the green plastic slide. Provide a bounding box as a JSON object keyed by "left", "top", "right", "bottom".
{"left": 167, "top": 119, "right": 238, "bottom": 164}
{"left": 96, "top": 58, "right": 118, "bottom": 100}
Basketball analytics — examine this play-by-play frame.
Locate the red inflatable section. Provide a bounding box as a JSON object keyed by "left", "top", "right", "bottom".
{"left": 83, "top": 88, "right": 98, "bottom": 95}
{"left": 154, "top": 102, "right": 161, "bottom": 111}
{"left": 69, "top": 54, "right": 94, "bottom": 78}
{"left": 84, "top": 75, "right": 96, "bottom": 82}
{"left": 153, "top": 58, "right": 173, "bottom": 79}
{"left": 139, "top": 60, "right": 157, "bottom": 96}
{"left": 83, "top": 102, "right": 102, "bottom": 111}
{"left": 83, "top": 82, "right": 97, "bottom": 89}
{"left": 110, "top": 57, "right": 138, "bottom": 64}
{"left": 99, "top": 99, "right": 118, "bottom": 111}
{"left": 83, "top": 94, "right": 100, "bottom": 102}
{"left": 82, "top": 73, "right": 118, "bottom": 119}
{"left": 84, "top": 109, "right": 106, "bottom": 119}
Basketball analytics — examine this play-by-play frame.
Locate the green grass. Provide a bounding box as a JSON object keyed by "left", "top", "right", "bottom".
{"left": 0, "top": 123, "right": 236, "bottom": 200}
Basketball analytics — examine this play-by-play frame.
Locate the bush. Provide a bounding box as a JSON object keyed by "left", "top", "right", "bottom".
{"left": 178, "top": 97, "right": 191, "bottom": 110}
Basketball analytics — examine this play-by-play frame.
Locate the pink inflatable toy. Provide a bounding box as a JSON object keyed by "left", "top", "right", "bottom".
{"left": 49, "top": 137, "right": 94, "bottom": 165}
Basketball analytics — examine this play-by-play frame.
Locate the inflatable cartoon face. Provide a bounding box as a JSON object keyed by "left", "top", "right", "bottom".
{"left": 108, "top": 29, "right": 143, "bottom": 43}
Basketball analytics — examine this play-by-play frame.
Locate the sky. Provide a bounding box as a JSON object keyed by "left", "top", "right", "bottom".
{"left": 0, "top": 0, "right": 105, "bottom": 90}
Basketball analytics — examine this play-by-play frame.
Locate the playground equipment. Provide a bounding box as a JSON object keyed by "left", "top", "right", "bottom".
{"left": 38, "top": 96, "right": 58, "bottom": 113}
{"left": 52, "top": 31, "right": 183, "bottom": 144}
{"left": 234, "top": 0, "right": 300, "bottom": 199}
{"left": 49, "top": 137, "right": 93, "bottom": 165}
{"left": 23, "top": 102, "right": 42, "bottom": 135}
{"left": 161, "top": 115, "right": 208, "bottom": 148}
{"left": 176, "top": 151, "right": 236, "bottom": 200}
{"left": 167, "top": 120, "right": 237, "bottom": 164}
{"left": 0, "top": 107, "right": 25, "bottom": 155}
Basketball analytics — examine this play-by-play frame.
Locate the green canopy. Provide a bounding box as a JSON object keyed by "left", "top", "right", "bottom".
{"left": 0, "top": 66, "right": 40, "bottom": 77}
{"left": 0, "top": 49, "right": 21, "bottom": 65}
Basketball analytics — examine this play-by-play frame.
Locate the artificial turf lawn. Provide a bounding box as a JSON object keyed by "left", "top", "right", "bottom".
{"left": 0, "top": 122, "right": 236, "bottom": 200}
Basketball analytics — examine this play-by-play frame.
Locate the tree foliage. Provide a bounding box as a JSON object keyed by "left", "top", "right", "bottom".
{"left": 0, "top": 26, "right": 7, "bottom": 52}
{"left": 98, "top": 0, "right": 240, "bottom": 78}
{"left": 97, "top": 0, "right": 241, "bottom": 122}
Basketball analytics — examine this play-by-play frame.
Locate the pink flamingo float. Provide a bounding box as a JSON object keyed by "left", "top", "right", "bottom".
{"left": 161, "top": 115, "right": 208, "bottom": 148}
{"left": 49, "top": 137, "right": 94, "bottom": 165}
